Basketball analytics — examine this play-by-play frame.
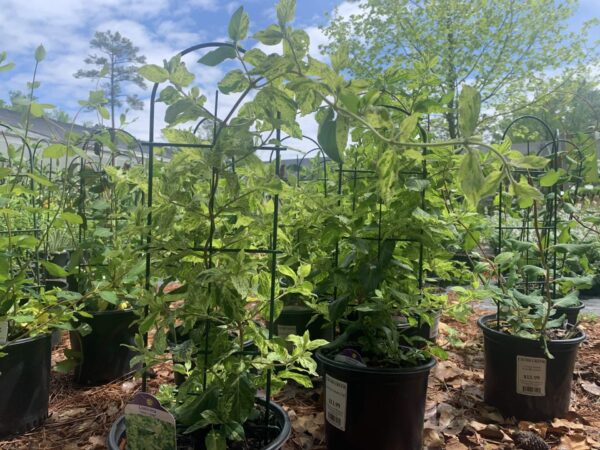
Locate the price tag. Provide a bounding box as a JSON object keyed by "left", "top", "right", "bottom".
{"left": 124, "top": 392, "right": 176, "bottom": 450}
{"left": 0, "top": 321, "right": 8, "bottom": 345}
{"left": 516, "top": 355, "right": 546, "bottom": 397}
{"left": 429, "top": 315, "right": 440, "bottom": 339}
{"left": 325, "top": 374, "right": 347, "bottom": 431}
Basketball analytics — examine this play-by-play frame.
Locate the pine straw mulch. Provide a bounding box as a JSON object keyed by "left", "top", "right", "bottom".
{"left": 1, "top": 309, "right": 599, "bottom": 450}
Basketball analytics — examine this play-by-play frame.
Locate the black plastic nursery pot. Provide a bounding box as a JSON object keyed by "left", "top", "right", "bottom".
{"left": 551, "top": 301, "right": 585, "bottom": 325}
{"left": 275, "top": 305, "right": 333, "bottom": 341}
{"left": 106, "top": 397, "right": 291, "bottom": 450}
{"left": 478, "top": 314, "right": 585, "bottom": 421}
{"left": 69, "top": 309, "right": 139, "bottom": 385}
{"left": 579, "top": 278, "right": 600, "bottom": 298}
{"left": 0, "top": 333, "right": 51, "bottom": 437}
{"left": 315, "top": 349, "right": 436, "bottom": 450}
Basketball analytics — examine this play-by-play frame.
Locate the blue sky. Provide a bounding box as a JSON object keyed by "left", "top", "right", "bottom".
{"left": 0, "top": 0, "right": 353, "bottom": 142}
{"left": 0, "top": 0, "right": 598, "bottom": 145}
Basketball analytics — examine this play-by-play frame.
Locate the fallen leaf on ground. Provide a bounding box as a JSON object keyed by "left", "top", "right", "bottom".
{"left": 559, "top": 433, "right": 589, "bottom": 450}
{"left": 581, "top": 381, "right": 600, "bottom": 396}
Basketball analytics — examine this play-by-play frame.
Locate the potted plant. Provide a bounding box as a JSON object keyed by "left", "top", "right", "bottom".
{"left": 106, "top": 4, "right": 334, "bottom": 447}
{"left": 474, "top": 159, "right": 589, "bottom": 421}
{"left": 47, "top": 121, "right": 149, "bottom": 385}
{"left": 64, "top": 243, "right": 144, "bottom": 384}
{"left": 0, "top": 47, "right": 86, "bottom": 436}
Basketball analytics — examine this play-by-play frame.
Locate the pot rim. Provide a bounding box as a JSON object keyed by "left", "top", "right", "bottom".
{"left": 315, "top": 347, "right": 436, "bottom": 375}
{"left": 107, "top": 396, "right": 291, "bottom": 450}
{"left": 1, "top": 332, "right": 51, "bottom": 348}
{"left": 79, "top": 308, "right": 138, "bottom": 317}
{"left": 553, "top": 301, "right": 585, "bottom": 310}
{"left": 477, "top": 313, "right": 586, "bottom": 345}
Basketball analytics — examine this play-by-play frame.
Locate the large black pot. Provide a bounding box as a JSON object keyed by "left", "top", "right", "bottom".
{"left": 106, "top": 397, "right": 291, "bottom": 450}
{"left": 69, "top": 309, "right": 139, "bottom": 385}
{"left": 0, "top": 333, "right": 51, "bottom": 437}
{"left": 275, "top": 305, "right": 333, "bottom": 341}
{"left": 316, "top": 349, "right": 435, "bottom": 450}
{"left": 478, "top": 314, "right": 585, "bottom": 421}
{"left": 551, "top": 301, "right": 585, "bottom": 325}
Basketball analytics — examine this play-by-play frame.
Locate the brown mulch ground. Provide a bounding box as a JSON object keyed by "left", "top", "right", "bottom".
{"left": 1, "top": 309, "right": 599, "bottom": 449}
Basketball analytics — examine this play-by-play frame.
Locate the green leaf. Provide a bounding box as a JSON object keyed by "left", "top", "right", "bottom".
{"left": 478, "top": 170, "right": 503, "bottom": 199}
{"left": 228, "top": 6, "right": 249, "bottom": 41}
{"left": 512, "top": 179, "right": 543, "bottom": 209}
{"left": 552, "top": 243, "right": 590, "bottom": 256}
{"left": 279, "top": 370, "right": 313, "bottom": 387}
{"left": 139, "top": 64, "right": 169, "bottom": 83}
{"left": 511, "top": 155, "right": 549, "bottom": 170}
{"left": 539, "top": 169, "right": 560, "bottom": 187}
{"left": 25, "top": 172, "right": 53, "bottom": 187}
{"left": 458, "top": 85, "right": 480, "bottom": 138}
{"left": 138, "top": 311, "right": 157, "bottom": 335}
{"left": 276, "top": 0, "right": 296, "bottom": 25}
{"left": 317, "top": 107, "right": 346, "bottom": 164}
{"left": 399, "top": 113, "right": 421, "bottom": 140}
{"left": 298, "top": 263, "right": 311, "bottom": 279}
{"left": 279, "top": 265, "right": 297, "bottom": 282}
{"left": 553, "top": 292, "right": 580, "bottom": 308}
{"left": 170, "top": 62, "right": 195, "bottom": 87}
{"left": 522, "top": 265, "right": 546, "bottom": 278}
{"left": 205, "top": 430, "right": 226, "bottom": 450}
{"left": 99, "top": 291, "right": 119, "bottom": 305}
{"left": 494, "top": 252, "right": 515, "bottom": 267}
{"left": 218, "top": 69, "right": 249, "bottom": 94}
{"left": 0, "top": 61, "right": 15, "bottom": 72}
{"left": 198, "top": 46, "right": 237, "bottom": 66}
{"left": 29, "top": 103, "right": 54, "bottom": 117}
{"left": 253, "top": 25, "right": 284, "bottom": 45}
{"left": 35, "top": 44, "right": 46, "bottom": 62}
{"left": 458, "top": 148, "right": 484, "bottom": 205}
{"left": 42, "top": 261, "right": 68, "bottom": 278}
{"left": 513, "top": 290, "right": 543, "bottom": 307}
{"left": 42, "top": 144, "right": 67, "bottom": 159}
{"left": 60, "top": 212, "right": 83, "bottom": 225}
{"left": 98, "top": 106, "right": 110, "bottom": 120}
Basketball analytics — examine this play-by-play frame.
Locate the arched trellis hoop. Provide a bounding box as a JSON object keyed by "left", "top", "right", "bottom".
{"left": 496, "top": 116, "right": 559, "bottom": 323}
{"left": 277, "top": 134, "right": 330, "bottom": 192}
{"left": 142, "top": 41, "right": 293, "bottom": 441}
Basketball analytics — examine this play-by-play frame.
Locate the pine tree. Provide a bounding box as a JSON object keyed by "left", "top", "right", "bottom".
{"left": 74, "top": 30, "right": 147, "bottom": 131}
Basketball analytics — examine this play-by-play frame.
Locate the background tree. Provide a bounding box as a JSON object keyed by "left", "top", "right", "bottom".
{"left": 74, "top": 30, "right": 147, "bottom": 131}
{"left": 322, "top": 0, "right": 598, "bottom": 138}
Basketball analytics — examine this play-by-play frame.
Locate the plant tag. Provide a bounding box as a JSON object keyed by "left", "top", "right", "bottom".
{"left": 325, "top": 374, "right": 347, "bottom": 431}
{"left": 429, "top": 315, "right": 440, "bottom": 339}
{"left": 0, "top": 321, "right": 7, "bottom": 345}
{"left": 516, "top": 355, "right": 546, "bottom": 397}
{"left": 124, "top": 392, "right": 176, "bottom": 450}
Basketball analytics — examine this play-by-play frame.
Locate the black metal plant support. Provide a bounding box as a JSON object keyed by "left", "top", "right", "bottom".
{"left": 497, "top": 116, "right": 559, "bottom": 325}
{"left": 141, "top": 41, "right": 290, "bottom": 442}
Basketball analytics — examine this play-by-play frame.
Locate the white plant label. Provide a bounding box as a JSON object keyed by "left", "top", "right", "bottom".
{"left": 429, "top": 315, "right": 440, "bottom": 339}
{"left": 516, "top": 355, "right": 547, "bottom": 396}
{"left": 0, "top": 321, "right": 7, "bottom": 345}
{"left": 325, "top": 374, "right": 347, "bottom": 431}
